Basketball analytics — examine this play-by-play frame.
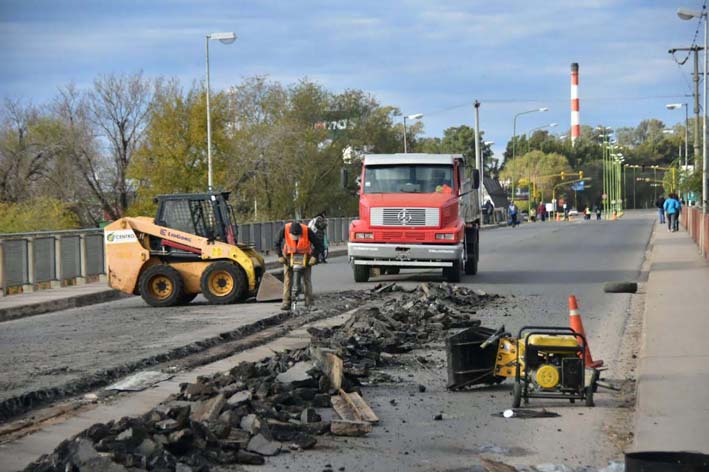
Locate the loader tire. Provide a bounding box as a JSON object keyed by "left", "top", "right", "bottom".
{"left": 201, "top": 261, "right": 247, "bottom": 305}
{"left": 139, "top": 265, "right": 184, "bottom": 307}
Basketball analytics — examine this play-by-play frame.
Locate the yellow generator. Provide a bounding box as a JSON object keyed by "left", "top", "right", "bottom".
{"left": 446, "top": 325, "right": 599, "bottom": 407}
{"left": 104, "top": 192, "right": 281, "bottom": 307}
{"left": 511, "top": 326, "right": 598, "bottom": 407}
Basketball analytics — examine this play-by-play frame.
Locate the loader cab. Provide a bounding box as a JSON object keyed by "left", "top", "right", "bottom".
{"left": 154, "top": 192, "right": 238, "bottom": 245}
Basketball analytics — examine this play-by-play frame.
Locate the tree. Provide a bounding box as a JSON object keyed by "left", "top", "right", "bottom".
{"left": 500, "top": 150, "right": 572, "bottom": 204}
{"left": 0, "top": 197, "right": 78, "bottom": 232}
{"left": 128, "top": 80, "right": 230, "bottom": 216}
{"left": 0, "top": 99, "right": 63, "bottom": 203}
{"left": 86, "top": 72, "right": 155, "bottom": 218}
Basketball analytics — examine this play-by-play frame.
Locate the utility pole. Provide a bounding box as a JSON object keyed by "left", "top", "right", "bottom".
{"left": 474, "top": 101, "right": 483, "bottom": 208}
{"left": 669, "top": 46, "right": 703, "bottom": 162}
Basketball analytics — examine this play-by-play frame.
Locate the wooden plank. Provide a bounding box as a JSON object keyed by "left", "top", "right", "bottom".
{"left": 330, "top": 419, "right": 372, "bottom": 437}
{"left": 331, "top": 394, "right": 359, "bottom": 421}
{"left": 347, "top": 391, "right": 379, "bottom": 424}
{"left": 310, "top": 347, "right": 343, "bottom": 390}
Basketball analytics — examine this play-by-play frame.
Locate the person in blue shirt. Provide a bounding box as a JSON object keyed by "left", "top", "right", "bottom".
{"left": 663, "top": 194, "right": 681, "bottom": 232}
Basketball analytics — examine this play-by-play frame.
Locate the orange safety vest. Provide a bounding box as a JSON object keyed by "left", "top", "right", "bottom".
{"left": 283, "top": 223, "right": 311, "bottom": 255}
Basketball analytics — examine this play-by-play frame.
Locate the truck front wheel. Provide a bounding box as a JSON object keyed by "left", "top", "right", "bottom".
{"left": 353, "top": 265, "right": 370, "bottom": 283}
{"left": 464, "top": 227, "right": 479, "bottom": 275}
{"left": 443, "top": 259, "right": 462, "bottom": 283}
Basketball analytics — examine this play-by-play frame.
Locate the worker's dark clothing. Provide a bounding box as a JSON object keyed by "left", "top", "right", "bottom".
{"left": 275, "top": 223, "right": 323, "bottom": 308}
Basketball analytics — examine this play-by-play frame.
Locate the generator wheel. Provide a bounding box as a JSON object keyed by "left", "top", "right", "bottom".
{"left": 353, "top": 265, "right": 370, "bottom": 283}
{"left": 139, "top": 265, "right": 184, "bottom": 307}
{"left": 201, "top": 261, "right": 247, "bottom": 305}
{"left": 585, "top": 386, "right": 595, "bottom": 407}
{"left": 512, "top": 382, "right": 522, "bottom": 408}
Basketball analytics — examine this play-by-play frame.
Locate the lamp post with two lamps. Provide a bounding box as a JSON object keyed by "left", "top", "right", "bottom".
{"left": 510, "top": 107, "right": 549, "bottom": 201}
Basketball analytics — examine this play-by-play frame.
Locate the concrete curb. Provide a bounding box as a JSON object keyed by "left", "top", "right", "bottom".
{"left": 0, "top": 289, "right": 126, "bottom": 323}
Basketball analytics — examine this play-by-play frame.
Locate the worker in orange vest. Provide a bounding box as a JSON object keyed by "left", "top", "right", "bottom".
{"left": 275, "top": 221, "right": 323, "bottom": 310}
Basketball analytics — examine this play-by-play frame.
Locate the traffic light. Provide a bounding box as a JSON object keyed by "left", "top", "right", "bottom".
{"left": 561, "top": 171, "right": 565, "bottom": 180}
{"left": 579, "top": 171, "right": 583, "bottom": 179}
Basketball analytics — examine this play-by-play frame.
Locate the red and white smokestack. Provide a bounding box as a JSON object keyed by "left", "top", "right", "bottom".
{"left": 571, "top": 63, "right": 580, "bottom": 145}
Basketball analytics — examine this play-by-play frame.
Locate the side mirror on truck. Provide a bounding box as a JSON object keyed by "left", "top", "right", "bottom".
{"left": 472, "top": 169, "right": 480, "bottom": 190}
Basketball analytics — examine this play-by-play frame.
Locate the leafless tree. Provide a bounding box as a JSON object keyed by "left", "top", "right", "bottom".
{"left": 86, "top": 71, "right": 154, "bottom": 217}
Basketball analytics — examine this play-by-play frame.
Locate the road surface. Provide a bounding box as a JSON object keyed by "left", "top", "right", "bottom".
{"left": 0, "top": 212, "right": 655, "bottom": 469}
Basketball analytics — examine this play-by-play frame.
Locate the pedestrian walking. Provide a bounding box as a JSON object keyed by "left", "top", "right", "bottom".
{"left": 672, "top": 193, "right": 682, "bottom": 231}
{"left": 662, "top": 194, "right": 680, "bottom": 232}
{"left": 594, "top": 205, "right": 601, "bottom": 220}
{"left": 483, "top": 199, "right": 494, "bottom": 225}
{"left": 537, "top": 202, "right": 546, "bottom": 222}
{"left": 655, "top": 195, "right": 666, "bottom": 224}
{"left": 508, "top": 202, "right": 519, "bottom": 227}
{"left": 584, "top": 206, "right": 591, "bottom": 220}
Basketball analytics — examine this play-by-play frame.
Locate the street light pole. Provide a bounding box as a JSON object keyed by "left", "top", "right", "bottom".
{"left": 678, "top": 6, "right": 708, "bottom": 255}
{"left": 511, "top": 107, "right": 548, "bottom": 203}
{"left": 666, "top": 103, "right": 690, "bottom": 167}
{"left": 403, "top": 113, "right": 423, "bottom": 153}
{"left": 205, "top": 31, "right": 237, "bottom": 192}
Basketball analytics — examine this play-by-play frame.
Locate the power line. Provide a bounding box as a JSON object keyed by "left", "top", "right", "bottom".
{"left": 422, "top": 94, "right": 693, "bottom": 116}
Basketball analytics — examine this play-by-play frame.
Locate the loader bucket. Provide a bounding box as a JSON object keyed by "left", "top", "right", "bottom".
{"left": 446, "top": 326, "right": 500, "bottom": 390}
{"left": 256, "top": 272, "right": 283, "bottom": 302}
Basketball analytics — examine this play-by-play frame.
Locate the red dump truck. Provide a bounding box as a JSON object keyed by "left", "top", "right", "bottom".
{"left": 347, "top": 153, "right": 481, "bottom": 283}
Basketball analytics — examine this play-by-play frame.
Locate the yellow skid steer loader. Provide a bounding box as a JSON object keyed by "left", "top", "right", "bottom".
{"left": 104, "top": 192, "right": 282, "bottom": 307}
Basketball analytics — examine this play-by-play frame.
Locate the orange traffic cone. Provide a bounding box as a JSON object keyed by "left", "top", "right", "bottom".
{"left": 568, "top": 295, "right": 603, "bottom": 368}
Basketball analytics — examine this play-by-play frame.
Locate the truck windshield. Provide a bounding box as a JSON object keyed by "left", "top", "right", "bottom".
{"left": 363, "top": 164, "right": 454, "bottom": 194}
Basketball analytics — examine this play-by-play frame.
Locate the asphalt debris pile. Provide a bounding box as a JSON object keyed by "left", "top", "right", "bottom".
{"left": 308, "top": 282, "right": 500, "bottom": 378}
{"left": 24, "top": 283, "right": 500, "bottom": 471}
{"left": 25, "top": 348, "right": 354, "bottom": 471}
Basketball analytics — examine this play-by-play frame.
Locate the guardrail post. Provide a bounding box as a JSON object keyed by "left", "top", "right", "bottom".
{"left": 23, "top": 237, "right": 35, "bottom": 293}
{"left": 54, "top": 236, "right": 63, "bottom": 288}
{"left": 77, "top": 234, "right": 87, "bottom": 285}
{"left": 0, "top": 241, "right": 4, "bottom": 297}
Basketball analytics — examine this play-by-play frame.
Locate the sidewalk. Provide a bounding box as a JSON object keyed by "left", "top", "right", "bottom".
{"left": 0, "top": 284, "right": 122, "bottom": 323}
{"left": 632, "top": 222, "right": 709, "bottom": 453}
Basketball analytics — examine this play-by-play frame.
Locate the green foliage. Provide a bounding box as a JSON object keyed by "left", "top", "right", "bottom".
{"left": 0, "top": 197, "right": 79, "bottom": 233}
{"left": 500, "top": 150, "right": 573, "bottom": 202}
{"left": 127, "top": 81, "right": 230, "bottom": 216}
{"left": 416, "top": 126, "right": 495, "bottom": 174}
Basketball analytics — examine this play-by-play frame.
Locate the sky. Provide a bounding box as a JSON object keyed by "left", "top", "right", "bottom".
{"left": 0, "top": 0, "right": 705, "bottom": 159}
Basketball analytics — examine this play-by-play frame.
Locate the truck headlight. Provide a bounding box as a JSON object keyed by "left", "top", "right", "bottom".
{"left": 355, "top": 232, "right": 374, "bottom": 239}
{"left": 435, "top": 233, "right": 455, "bottom": 240}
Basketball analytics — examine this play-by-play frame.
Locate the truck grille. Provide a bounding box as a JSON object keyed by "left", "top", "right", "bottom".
{"left": 370, "top": 207, "right": 439, "bottom": 227}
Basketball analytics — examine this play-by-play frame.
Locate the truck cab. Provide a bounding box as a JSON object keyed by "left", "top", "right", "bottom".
{"left": 348, "top": 153, "right": 480, "bottom": 283}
